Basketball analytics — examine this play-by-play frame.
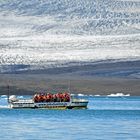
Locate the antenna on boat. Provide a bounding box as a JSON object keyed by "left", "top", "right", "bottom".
{"left": 7, "top": 85, "right": 10, "bottom": 103}
{"left": 68, "top": 81, "right": 71, "bottom": 94}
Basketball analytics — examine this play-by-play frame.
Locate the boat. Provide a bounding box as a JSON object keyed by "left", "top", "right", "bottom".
{"left": 8, "top": 92, "right": 88, "bottom": 109}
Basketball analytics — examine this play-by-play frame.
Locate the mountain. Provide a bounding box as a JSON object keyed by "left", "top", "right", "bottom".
{"left": 0, "top": 0, "right": 140, "bottom": 78}
{"left": 0, "top": 0, "right": 140, "bottom": 36}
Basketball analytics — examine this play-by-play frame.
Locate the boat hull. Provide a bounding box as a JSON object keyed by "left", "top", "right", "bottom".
{"left": 10, "top": 101, "right": 88, "bottom": 109}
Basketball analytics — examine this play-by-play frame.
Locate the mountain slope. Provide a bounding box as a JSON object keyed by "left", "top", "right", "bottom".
{"left": 0, "top": 0, "right": 140, "bottom": 76}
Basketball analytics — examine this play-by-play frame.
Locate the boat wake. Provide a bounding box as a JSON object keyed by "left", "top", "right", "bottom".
{"left": 0, "top": 105, "right": 9, "bottom": 109}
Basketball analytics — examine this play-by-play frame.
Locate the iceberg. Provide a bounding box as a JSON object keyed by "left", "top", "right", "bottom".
{"left": 107, "top": 93, "right": 130, "bottom": 97}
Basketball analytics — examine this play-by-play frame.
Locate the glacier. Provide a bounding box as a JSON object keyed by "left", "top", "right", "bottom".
{"left": 0, "top": 0, "right": 140, "bottom": 75}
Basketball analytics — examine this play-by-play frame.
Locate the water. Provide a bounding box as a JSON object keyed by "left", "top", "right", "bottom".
{"left": 0, "top": 96, "right": 140, "bottom": 140}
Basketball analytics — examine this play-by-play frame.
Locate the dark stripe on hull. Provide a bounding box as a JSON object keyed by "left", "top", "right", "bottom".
{"left": 12, "top": 106, "right": 87, "bottom": 109}
{"left": 67, "top": 106, "right": 87, "bottom": 109}
{"left": 12, "top": 107, "right": 36, "bottom": 109}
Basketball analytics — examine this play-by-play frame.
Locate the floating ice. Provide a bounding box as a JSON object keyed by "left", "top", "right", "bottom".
{"left": 107, "top": 93, "right": 130, "bottom": 97}
{"left": 1, "top": 95, "right": 7, "bottom": 98}
{"left": 94, "top": 95, "right": 101, "bottom": 97}
{"left": 78, "top": 93, "right": 85, "bottom": 97}
{"left": 18, "top": 96, "right": 23, "bottom": 99}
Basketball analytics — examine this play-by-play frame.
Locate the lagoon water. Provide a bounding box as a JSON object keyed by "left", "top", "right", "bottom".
{"left": 0, "top": 96, "right": 140, "bottom": 140}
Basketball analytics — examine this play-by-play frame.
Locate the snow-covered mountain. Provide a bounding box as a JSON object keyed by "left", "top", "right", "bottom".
{"left": 0, "top": 0, "right": 140, "bottom": 74}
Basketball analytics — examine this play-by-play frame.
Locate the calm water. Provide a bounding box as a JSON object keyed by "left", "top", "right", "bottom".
{"left": 0, "top": 96, "right": 140, "bottom": 140}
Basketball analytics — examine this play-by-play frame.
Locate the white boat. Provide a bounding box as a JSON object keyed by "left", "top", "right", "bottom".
{"left": 8, "top": 94, "right": 88, "bottom": 109}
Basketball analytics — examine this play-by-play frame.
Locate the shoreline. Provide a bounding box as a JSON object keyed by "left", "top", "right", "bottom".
{"left": 0, "top": 74, "right": 140, "bottom": 96}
